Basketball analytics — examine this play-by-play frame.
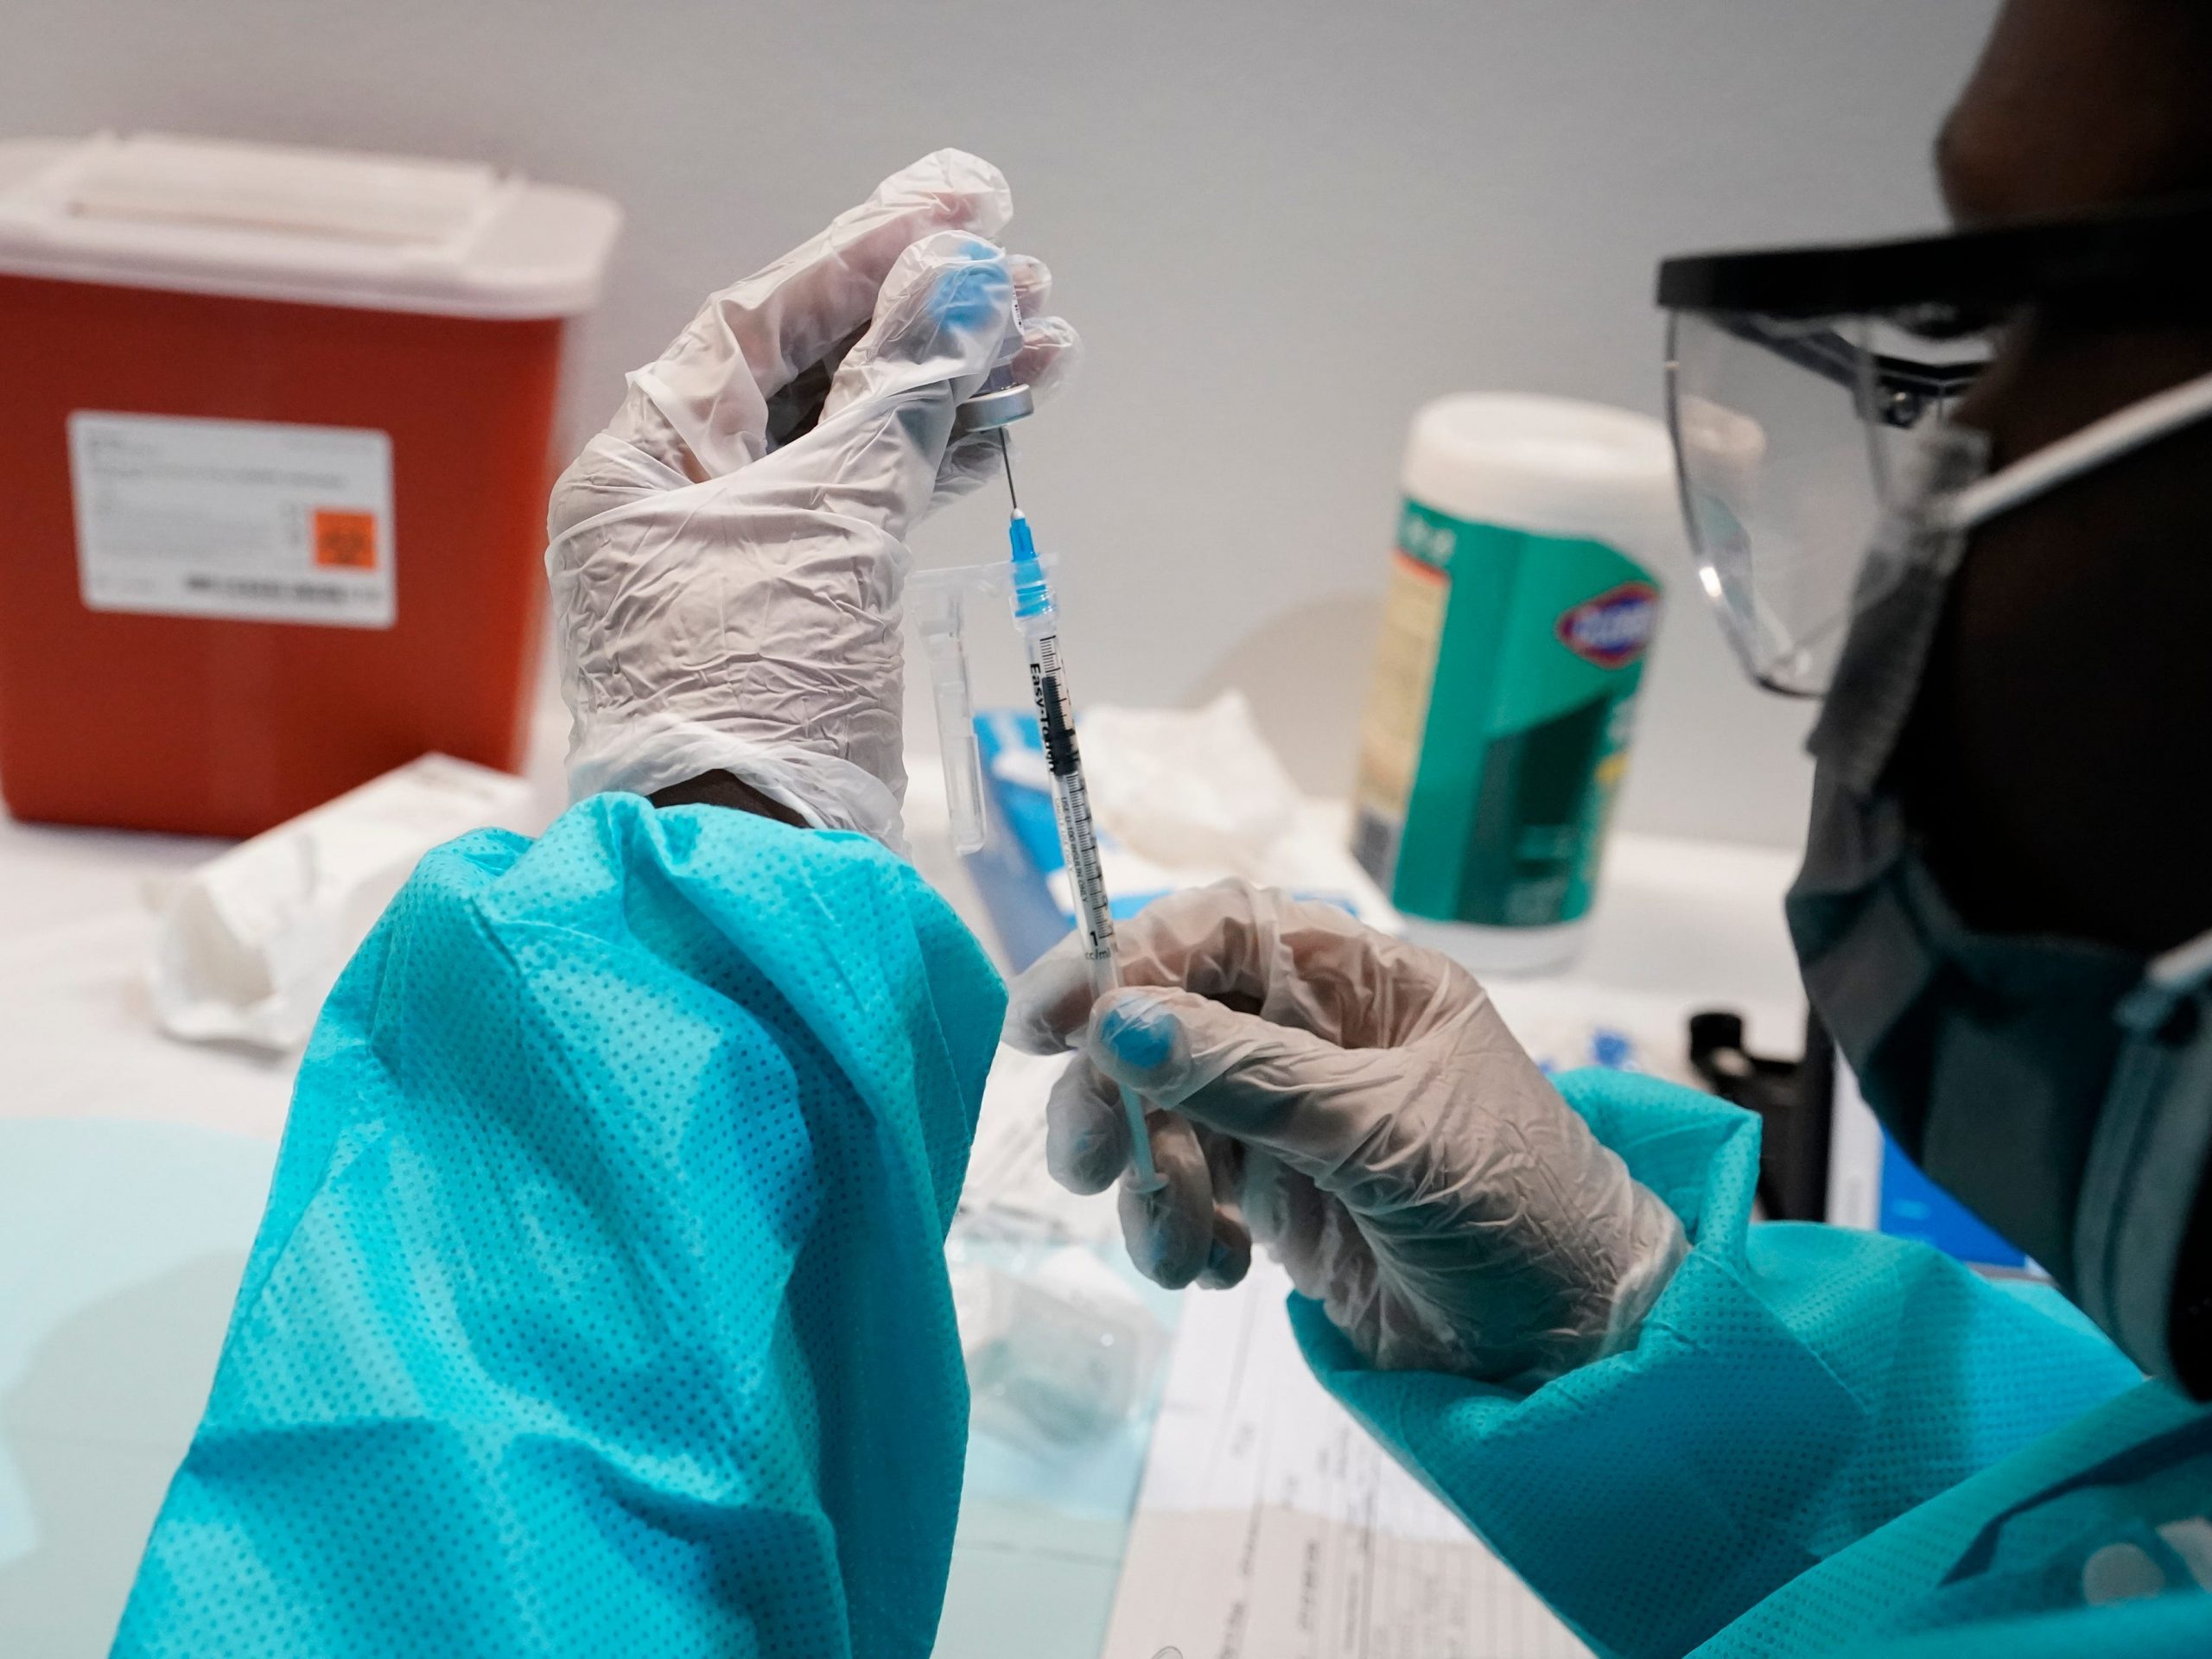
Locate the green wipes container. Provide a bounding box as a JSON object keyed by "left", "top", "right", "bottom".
{"left": 1351, "top": 394, "right": 1677, "bottom": 973}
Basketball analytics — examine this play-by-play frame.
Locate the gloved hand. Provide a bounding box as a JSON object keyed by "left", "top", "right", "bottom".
{"left": 547, "top": 149, "right": 1079, "bottom": 843}
{"left": 1004, "top": 883, "right": 1689, "bottom": 1384}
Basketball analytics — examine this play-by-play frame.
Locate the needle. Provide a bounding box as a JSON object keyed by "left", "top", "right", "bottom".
{"left": 995, "top": 425, "right": 1020, "bottom": 512}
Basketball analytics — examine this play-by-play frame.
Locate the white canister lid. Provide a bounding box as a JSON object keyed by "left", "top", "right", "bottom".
{"left": 1402, "top": 393, "right": 1681, "bottom": 558}
{"left": 0, "top": 133, "right": 621, "bottom": 320}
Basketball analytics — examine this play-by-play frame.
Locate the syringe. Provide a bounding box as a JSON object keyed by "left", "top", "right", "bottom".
{"left": 995, "top": 429, "right": 1166, "bottom": 1194}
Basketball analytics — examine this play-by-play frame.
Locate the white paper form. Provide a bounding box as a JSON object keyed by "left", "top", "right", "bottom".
{"left": 1102, "top": 1262, "right": 1589, "bottom": 1659}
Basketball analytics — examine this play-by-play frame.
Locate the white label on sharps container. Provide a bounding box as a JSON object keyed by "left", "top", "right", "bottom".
{"left": 69, "top": 411, "right": 395, "bottom": 628}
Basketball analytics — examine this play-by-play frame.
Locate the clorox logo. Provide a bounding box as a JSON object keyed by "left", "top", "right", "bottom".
{"left": 1556, "top": 582, "right": 1660, "bottom": 669}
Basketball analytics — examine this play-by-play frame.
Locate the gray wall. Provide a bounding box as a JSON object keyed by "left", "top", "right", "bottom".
{"left": 3, "top": 0, "right": 2002, "bottom": 847}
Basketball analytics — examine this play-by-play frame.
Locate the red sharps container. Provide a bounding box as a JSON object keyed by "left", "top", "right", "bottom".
{"left": 0, "top": 133, "right": 620, "bottom": 836}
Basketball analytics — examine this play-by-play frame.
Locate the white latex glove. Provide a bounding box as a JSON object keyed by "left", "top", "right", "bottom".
{"left": 547, "top": 149, "right": 1079, "bottom": 842}
{"left": 1004, "top": 883, "right": 1688, "bottom": 1384}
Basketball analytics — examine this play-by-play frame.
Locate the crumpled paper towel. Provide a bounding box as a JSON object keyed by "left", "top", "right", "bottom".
{"left": 1077, "top": 691, "right": 1306, "bottom": 874}
{"left": 148, "top": 753, "right": 534, "bottom": 1051}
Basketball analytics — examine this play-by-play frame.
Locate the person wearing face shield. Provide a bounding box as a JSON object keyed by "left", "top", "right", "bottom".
{"left": 1007, "top": 4, "right": 2212, "bottom": 1654}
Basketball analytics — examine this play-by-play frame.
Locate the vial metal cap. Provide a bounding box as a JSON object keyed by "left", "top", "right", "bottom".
{"left": 951, "top": 383, "right": 1034, "bottom": 437}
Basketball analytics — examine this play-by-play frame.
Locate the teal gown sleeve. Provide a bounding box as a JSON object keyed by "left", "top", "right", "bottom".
{"left": 112, "top": 798, "right": 1005, "bottom": 1659}
{"left": 1294, "top": 1069, "right": 2149, "bottom": 1659}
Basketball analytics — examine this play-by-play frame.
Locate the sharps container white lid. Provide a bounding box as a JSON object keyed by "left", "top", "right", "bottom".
{"left": 1402, "top": 393, "right": 1680, "bottom": 557}
{"left": 0, "top": 133, "right": 621, "bottom": 319}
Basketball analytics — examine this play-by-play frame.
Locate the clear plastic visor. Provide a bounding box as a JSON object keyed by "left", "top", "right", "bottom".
{"left": 1666, "top": 309, "right": 1989, "bottom": 695}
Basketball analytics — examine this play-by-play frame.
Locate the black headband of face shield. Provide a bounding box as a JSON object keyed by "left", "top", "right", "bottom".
{"left": 1656, "top": 190, "right": 2212, "bottom": 334}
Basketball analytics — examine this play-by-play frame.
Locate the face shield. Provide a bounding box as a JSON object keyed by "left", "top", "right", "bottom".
{"left": 1665, "top": 308, "right": 1984, "bottom": 695}
{"left": 1657, "top": 196, "right": 2212, "bottom": 696}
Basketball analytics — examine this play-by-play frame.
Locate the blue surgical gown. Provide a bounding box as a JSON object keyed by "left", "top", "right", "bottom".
{"left": 1302, "top": 1069, "right": 2212, "bottom": 1656}
{"left": 115, "top": 798, "right": 1004, "bottom": 1657}
{"left": 115, "top": 804, "right": 2212, "bottom": 1656}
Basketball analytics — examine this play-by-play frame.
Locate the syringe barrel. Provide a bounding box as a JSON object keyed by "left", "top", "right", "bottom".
{"left": 931, "top": 682, "right": 988, "bottom": 856}
{"left": 908, "top": 568, "right": 991, "bottom": 855}
{"left": 1004, "top": 518, "right": 1167, "bottom": 1196}
{"left": 1084, "top": 933, "right": 1121, "bottom": 995}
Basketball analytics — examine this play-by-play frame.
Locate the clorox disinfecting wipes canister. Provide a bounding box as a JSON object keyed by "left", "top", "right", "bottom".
{"left": 1351, "top": 394, "right": 1681, "bottom": 973}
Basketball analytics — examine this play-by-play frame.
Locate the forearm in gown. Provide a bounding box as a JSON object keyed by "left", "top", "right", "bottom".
{"left": 1295, "top": 1070, "right": 2145, "bottom": 1659}
{"left": 113, "top": 796, "right": 1003, "bottom": 1659}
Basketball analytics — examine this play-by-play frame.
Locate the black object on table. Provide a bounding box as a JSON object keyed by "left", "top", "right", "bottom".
{"left": 1687, "top": 1007, "right": 1835, "bottom": 1223}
